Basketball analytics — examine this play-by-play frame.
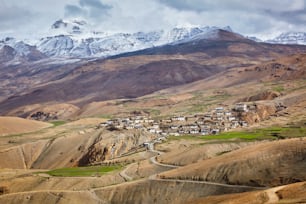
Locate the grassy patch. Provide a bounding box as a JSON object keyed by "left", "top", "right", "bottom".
{"left": 201, "top": 131, "right": 266, "bottom": 140}
{"left": 50, "top": 121, "right": 66, "bottom": 127}
{"left": 148, "top": 109, "right": 161, "bottom": 116}
{"left": 264, "top": 126, "right": 306, "bottom": 138}
{"left": 187, "top": 103, "right": 214, "bottom": 113}
{"left": 97, "top": 114, "right": 113, "bottom": 119}
{"left": 208, "top": 93, "right": 231, "bottom": 100}
{"left": 168, "top": 126, "right": 306, "bottom": 142}
{"left": 168, "top": 135, "right": 203, "bottom": 141}
{"left": 168, "top": 131, "right": 268, "bottom": 141}
{"left": 139, "top": 108, "right": 161, "bottom": 117}
{"left": 272, "top": 85, "right": 284, "bottom": 92}
{"left": 44, "top": 165, "right": 123, "bottom": 177}
{"left": 186, "top": 93, "right": 231, "bottom": 114}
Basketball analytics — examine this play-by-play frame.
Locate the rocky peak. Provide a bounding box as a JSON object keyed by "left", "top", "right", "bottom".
{"left": 0, "top": 45, "right": 16, "bottom": 61}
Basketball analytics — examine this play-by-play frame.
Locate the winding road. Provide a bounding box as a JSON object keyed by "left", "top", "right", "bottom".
{"left": 148, "top": 142, "right": 179, "bottom": 168}
{"left": 119, "top": 163, "right": 134, "bottom": 181}
{"left": 119, "top": 140, "right": 267, "bottom": 190}
{"left": 1, "top": 139, "right": 269, "bottom": 202}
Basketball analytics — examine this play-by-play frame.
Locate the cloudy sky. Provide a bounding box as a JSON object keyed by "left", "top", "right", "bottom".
{"left": 1, "top": 0, "right": 306, "bottom": 40}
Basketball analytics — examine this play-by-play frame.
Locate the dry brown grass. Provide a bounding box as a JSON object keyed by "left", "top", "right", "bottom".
{"left": 0, "top": 117, "right": 51, "bottom": 136}
{"left": 160, "top": 138, "right": 306, "bottom": 187}
{"left": 189, "top": 181, "right": 306, "bottom": 204}
{"left": 157, "top": 141, "right": 263, "bottom": 166}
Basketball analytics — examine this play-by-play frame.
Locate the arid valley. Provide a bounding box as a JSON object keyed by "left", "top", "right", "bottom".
{"left": 1, "top": 2, "right": 306, "bottom": 203}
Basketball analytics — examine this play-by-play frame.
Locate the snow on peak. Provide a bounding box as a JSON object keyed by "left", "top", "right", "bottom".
{"left": 169, "top": 26, "right": 235, "bottom": 45}
{"left": 37, "top": 25, "right": 234, "bottom": 58}
{"left": 266, "top": 32, "right": 306, "bottom": 45}
{"left": 0, "top": 38, "right": 32, "bottom": 56}
{"left": 2, "top": 22, "right": 237, "bottom": 59}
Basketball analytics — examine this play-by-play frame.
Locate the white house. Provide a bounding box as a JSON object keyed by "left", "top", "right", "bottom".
{"left": 172, "top": 116, "right": 186, "bottom": 121}
{"left": 225, "top": 112, "right": 232, "bottom": 116}
{"left": 235, "top": 103, "right": 248, "bottom": 112}
{"left": 190, "top": 129, "right": 199, "bottom": 134}
{"left": 215, "top": 107, "right": 224, "bottom": 112}
{"left": 228, "top": 116, "right": 236, "bottom": 121}
{"left": 148, "top": 129, "right": 157, "bottom": 133}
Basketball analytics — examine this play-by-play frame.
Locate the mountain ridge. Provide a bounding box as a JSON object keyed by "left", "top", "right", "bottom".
{"left": 2, "top": 19, "right": 306, "bottom": 60}
{"left": 267, "top": 32, "right": 306, "bottom": 45}
{"left": 0, "top": 21, "right": 235, "bottom": 59}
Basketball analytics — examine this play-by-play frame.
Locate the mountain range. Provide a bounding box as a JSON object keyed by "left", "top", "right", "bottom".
{"left": 1, "top": 19, "right": 306, "bottom": 62}
{"left": 1, "top": 27, "right": 306, "bottom": 116}
{"left": 0, "top": 19, "right": 233, "bottom": 60}
{"left": 1, "top": 19, "right": 306, "bottom": 117}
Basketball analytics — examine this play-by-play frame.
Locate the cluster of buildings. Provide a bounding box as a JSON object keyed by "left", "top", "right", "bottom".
{"left": 99, "top": 103, "right": 250, "bottom": 137}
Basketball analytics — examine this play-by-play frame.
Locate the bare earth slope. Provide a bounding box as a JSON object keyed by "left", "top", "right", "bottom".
{"left": 158, "top": 53, "right": 306, "bottom": 95}
{"left": 0, "top": 117, "right": 51, "bottom": 136}
{"left": 189, "top": 181, "right": 306, "bottom": 204}
{"left": 160, "top": 138, "right": 306, "bottom": 187}
{"left": 0, "top": 119, "right": 157, "bottom": 169}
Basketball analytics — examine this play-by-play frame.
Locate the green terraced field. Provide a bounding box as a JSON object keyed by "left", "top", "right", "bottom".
{"left": 45, "top": 165, "right": 123, "bottom": 177}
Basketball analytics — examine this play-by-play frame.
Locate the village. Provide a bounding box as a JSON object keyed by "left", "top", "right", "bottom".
{"left": 99, "top": 103, "right": 250, "bottom": 137}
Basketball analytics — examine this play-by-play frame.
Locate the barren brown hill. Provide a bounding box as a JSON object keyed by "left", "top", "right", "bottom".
{"left": 158, "top": 53, "right": 306, "bottom": 95}
{"left": 0, "top": 59, "right": 220, "bottom": 115}
{"left": 189, "top": 181, "right": 306, "bottom": 204}
{"left": 0, "top": 57, "right": 84, "bottom": 104}
{"left": 0, "top": 119, "right": 156, "bottom": 169}
{"left": 72, "top": 54, "right": 306, "bottom": 122}
{"left": 7, "top": 103, "right": 80, "bottom": 121}
{"left": 239, "top": 91, "right": 281, "bottom": 102}
{"left": 160, "top": 138, "right": 306, "bottom": 187}
{"left": 0, "top": 117, "right": 51, "bottom": 136}
{"left": 157, "top": 141, "right": 263, "bottom": 166}
{"left": 0, "top": 179, "right": 259, "bottom": 204}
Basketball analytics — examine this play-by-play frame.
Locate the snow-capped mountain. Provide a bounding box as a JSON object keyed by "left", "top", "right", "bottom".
{"left": 1, "top": 19, "right": 235, "bottom": 59}
{"left": 0, "top": 37, "right": 46, "bottom": 64}
{"left": 267, "top": 32, "right": 306, "bottom": 45}
{"left": 2, "top": 18, "right": 306, "bottom": 60}
{"left": 35, "top": 20, "right": 234, "bottom": 58}
{"left": 1, "top": 38, "right": 33, "bottom": 57}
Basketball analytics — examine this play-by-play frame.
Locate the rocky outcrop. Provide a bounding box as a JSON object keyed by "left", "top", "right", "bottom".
{"left": 78, "top": 130, "right": 155, "bottom": 166}
{"left": 0, "top": 186, "right": 9, "bottom": 195}
{"left": 240, "top": 91, "right": 281, "bottom": 102}
{"left": 240, "top": 103, "right": 277, "bottom": 124}
{"left": 237, "top": 102, "right": 286, "bottom": 125}
{"left": 78, "top": 135, "right": 107, "bottom": 166}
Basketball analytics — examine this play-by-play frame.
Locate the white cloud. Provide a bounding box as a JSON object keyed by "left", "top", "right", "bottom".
{"left": 0, "top": 0, "right": 305, "bottom": 40}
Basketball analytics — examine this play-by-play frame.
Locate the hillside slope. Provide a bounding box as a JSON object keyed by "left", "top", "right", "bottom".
{"left": 0, "top": 117, "right": 51, "bottom": 136}
{"left": 1, "top": 30, "right": 306, "bottom": 116}
{"left": 160, "top": 138, "right": 306, "bottom": 187}
{"left": 189, "top": 181, "right": 306, "bottom": 204}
